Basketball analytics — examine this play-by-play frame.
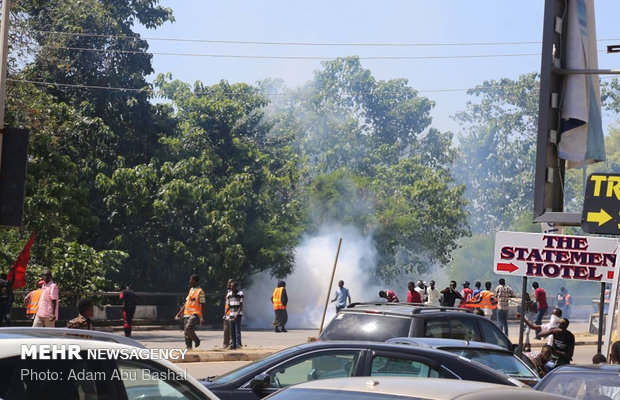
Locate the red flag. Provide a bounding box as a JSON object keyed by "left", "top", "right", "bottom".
{"left": 7, "top": 232, "right": 35, "bottom": 289}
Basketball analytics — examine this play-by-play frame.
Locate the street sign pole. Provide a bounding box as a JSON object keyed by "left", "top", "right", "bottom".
{"left": 603, "top": 240, "right": 620, "bottom": 359}
{"left": 598, "top": 282, "right": 606, "bottom": 354}
{"left": 518, "top": 276, "right": 528, "bottom": 356}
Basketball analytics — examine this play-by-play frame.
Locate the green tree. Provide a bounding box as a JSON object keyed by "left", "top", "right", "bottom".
{"left": 454, "top": 73, "right": 539, "bottom": 234}
{"left": 269, "top": 57, "right": 469, "bottom": 277}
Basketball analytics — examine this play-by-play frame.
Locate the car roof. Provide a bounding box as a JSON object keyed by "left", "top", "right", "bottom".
{"left": 269, "top": 377, "right": 571, "bottom": 400}
{"left": 547, "top": 363, "right": 620, "bottom": 373}
{"left": 386, "top": 337, "right": 509, "bottom": 351}
{"left": 0, "top": 327, "right": 145, "bottom": 348}
{"left": 343, "top": 302, "right": 474, "bottom": 316}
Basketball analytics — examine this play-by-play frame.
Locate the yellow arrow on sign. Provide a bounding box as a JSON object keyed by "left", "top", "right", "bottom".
{"left": 587, "top": 209, "right": 612, "bottom": 226}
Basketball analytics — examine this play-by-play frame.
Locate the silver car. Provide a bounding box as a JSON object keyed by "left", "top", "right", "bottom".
{"left": 263, "top": 376, "right": 572, "bottom": 400}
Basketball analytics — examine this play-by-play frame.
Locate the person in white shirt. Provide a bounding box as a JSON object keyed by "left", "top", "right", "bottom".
{"left": 425, "top": 280, "right": 441, "bottom": 306}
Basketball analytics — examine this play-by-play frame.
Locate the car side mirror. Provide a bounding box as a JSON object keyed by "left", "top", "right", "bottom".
{"left": 251, "top": 373, "right": 270, "bottom": 395}
{"left": 512, "top": 343, "right": 520, "bottom": 353}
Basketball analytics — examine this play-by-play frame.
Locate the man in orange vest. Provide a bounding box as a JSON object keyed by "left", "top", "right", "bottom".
{"left": 175, "top": 274, "right": 206, "bottom": 350}
{"left": 271, "top": 280, "right": 288, "bottom": 333}
{"left": 464, "top": 281, "right": 497, "bottom": 319}
{"left": 24, "top": 280, "right": 45, "bottom": 320}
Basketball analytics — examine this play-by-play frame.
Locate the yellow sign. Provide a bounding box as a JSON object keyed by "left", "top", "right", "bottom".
{"left": 582, "top": 173, "right": 620, "bottom": 234}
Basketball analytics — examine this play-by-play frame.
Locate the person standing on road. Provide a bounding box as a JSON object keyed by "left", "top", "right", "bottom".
{"left": 223, "top": 278, "right": 233, "bottom": 348}
{"left": 272, "top": 280, "right": 288, "bottom": 333}
{"left": 175, "top": 274, "right": 206, "bottom": 350}
{"left": 440, "top": 281, "right": 463, "bottom": 307}
{"left": 24, "top": 280, "right": 45, "bottom": 320}
{"left": 495, "top": 278, "right": 514, "bottom": 336}
{"left": 539, "top": 318, "right": 574, "bottom": 371}
{"left": 33, "top": 270, "right": 59, "bottom": 327}
{"left": 415, "top": 281, "right": 426, "bottom": 302}
{"left": 472, "top": 281, "right": 482, "bottom": 298}
{"left": 120, "top": 282, "right": 137, "bottom": 337}
{"left": 425, "top": 281, "right": 441, "bottom": 306}
{"left": 459, "top": 281, "right": 473, "bottom": 308}
{"left": 556, "top": 287, "right": 572, "bottom": 320}
{"left": 522, "top": 291, "right": 538, "bottom": 352}
{"left": 331, "top": 280, "right": 351, "bottom": 312}
{"left": 406, "top": 281, "right": 422, "bottom": 303}
{"left": 226, "top": 281, "right": 244, "bottom": 350}
{"left": 464, "top": 281, "right": 496, "bottom": 319}
{"left": 532, "top": 281, "right": 548, "bottom": 326}
{"left": 379, "top": 289, "right": 400, "bottom": 303}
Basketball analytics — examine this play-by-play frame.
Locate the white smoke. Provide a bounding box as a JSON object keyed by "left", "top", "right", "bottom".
{"left": 243, "top": 224, "right": 378, "bottom": 329}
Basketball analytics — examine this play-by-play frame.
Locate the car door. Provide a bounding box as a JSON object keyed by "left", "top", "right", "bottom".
{"left": 241, "top": 349, "right": 363, "bottom": 399}
{"left": 365, "top": 350, "right": 456, "bottom": 379}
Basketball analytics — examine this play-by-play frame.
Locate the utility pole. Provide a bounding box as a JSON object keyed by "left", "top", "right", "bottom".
{"left": 0, "top": 0, "right": 11, "bottom": 170}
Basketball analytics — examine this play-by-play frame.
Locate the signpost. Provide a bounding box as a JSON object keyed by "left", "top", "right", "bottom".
{"left": 495, "top": 231, "right": 619, "bottom": 354}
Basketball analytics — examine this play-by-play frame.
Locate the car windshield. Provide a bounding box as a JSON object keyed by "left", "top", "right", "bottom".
{"left": 320, "top": 313, "right": 411, "bottom": 341}
{"left": 267, "top": 388, "right": 429, "bottom": 400}
{"left": 442, "top": 348, "right": 537, "bottom": 379}
{"left": 210, "top": 346, "right": 302, "bottom": 383}
{"left": 537, "top": 371, "right": 620, "bottom": 400}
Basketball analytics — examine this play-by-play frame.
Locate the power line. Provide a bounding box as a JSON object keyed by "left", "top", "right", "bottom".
{"left": 36, "top": 44, "right": 542, "bottom": 60}
{"left": 18, "top": 28, "right": 620, "bottom": 48}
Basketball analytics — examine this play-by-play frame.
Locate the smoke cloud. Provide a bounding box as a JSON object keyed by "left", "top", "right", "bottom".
{"left": 243, "top": 224, "right": 377, "bottom": 329}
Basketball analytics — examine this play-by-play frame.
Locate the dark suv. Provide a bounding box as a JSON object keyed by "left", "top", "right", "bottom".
{"left": 319, "top": 303, "right": 516, "bottom": 352}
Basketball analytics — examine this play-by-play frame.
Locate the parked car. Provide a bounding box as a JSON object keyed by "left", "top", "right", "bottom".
{"left": 200, "top": 340, "right": 525, "bottom": 399}
{"left": 0, "top": 328, "right": 218, "bottom": 400}
{"left": 534, "top": 364, "right": 620, "bottom": 399}
{"left": 319, "top": 303, "right": 517, "bottom": 352}
{"left": 262, "top": 376, "right": 573, "bottom": 400}
{"left": 386, "top": 337, "right": 540, "bottom": 386}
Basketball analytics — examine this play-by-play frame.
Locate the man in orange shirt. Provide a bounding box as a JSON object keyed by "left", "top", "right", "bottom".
{"left": 176, "top": 274, "right": 206, "bottom": 350}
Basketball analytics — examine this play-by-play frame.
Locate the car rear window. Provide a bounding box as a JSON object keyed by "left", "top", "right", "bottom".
{"left": 320, "top": 313, "right": 411, "bottom": 341}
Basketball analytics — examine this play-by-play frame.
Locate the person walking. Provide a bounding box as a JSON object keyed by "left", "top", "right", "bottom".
{"left": 272, "top": 280, "right": 288, "bottom": 333}
{"left": 379, "top": 289, "right": 400, "bottom": 303}
{"left": 24, "top": 280, "right": 45, "bottom": 320}
{"left": 406, "top": 281, "right": 422, "bottom": 303}
{"left": 33, "top": 270, "right": 59, "bottom": 327}
{"left": 425, "top": 280, "right": 441, "bottom": 306}
{"left": 120, "top": 282, "right": 137, "bottom": 337}
{"left": 175, "top": 274, "right": 206, "bottom": 350}
{"left": 440, "top": 281, "right": 463, "bottom": 307}
{"left": 532, "top": 281, "right": 548, "bottom": 325}
{"left": 495, "top": 278, "right": 514, "bottom": 336}
{"left": 223, "top": 278, "right": 233, "bottom": 348}
{"left": 331, "top": 280, "right": 351, "bottom": 312}
{"left": 66, "top": 298, "right": 94, "bottom": 330}
{"left": 226, "top": 281, "right": 244, "bottom": 349}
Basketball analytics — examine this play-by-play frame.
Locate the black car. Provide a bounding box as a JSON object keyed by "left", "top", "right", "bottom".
{"left": 201, "top": 341, "right": 524, "bottom": 400}
{"left": 386, "top": 337, "right": 540, "bottom": 386}
{"left": 534, "top": 364, "right": 620, "bottom": 399}
{"left": 319, "top": 303, "right": 516, "bottom": 352}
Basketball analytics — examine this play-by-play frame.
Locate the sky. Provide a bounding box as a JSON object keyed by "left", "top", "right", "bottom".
{"left": 134, "top": 0, "right": 620, "bottom": 134}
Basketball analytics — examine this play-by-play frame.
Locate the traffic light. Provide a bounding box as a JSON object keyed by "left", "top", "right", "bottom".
{"left": 0, "top": 128, "right": 29, "bottom": 227}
